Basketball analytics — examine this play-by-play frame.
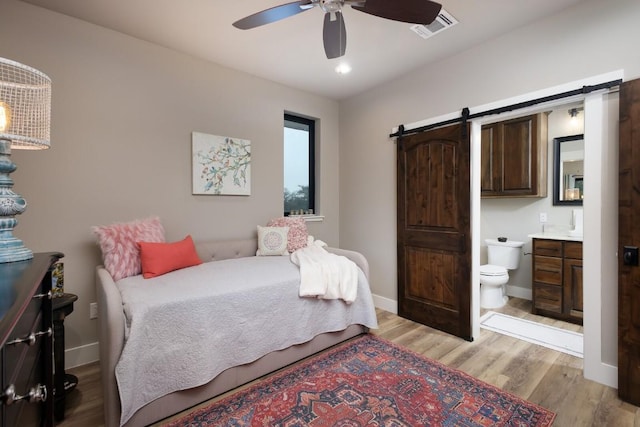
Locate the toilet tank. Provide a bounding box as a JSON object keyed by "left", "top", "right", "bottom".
{"left": 485, "top": 239, "right": 524, "bottom": 270}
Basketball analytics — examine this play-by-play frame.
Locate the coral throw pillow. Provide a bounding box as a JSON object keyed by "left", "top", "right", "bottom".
{"left": 138, "top": 235, "right": 203, "bottom": 279}
{"left": 92, "top": 216, "right": 165, "bottom": 281}
{"left": 256, "top": 226, "right": 289, "bottom": 256}
{"left": 267, "top": 217, "right": 309, "bottom": 252}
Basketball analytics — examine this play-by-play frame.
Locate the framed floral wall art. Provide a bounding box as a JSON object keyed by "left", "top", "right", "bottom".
{"left": 192, "top": 132, "right": 251, "bottom": 195}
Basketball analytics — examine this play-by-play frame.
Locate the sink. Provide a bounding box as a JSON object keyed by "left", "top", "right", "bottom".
{"left": 567, "top": 229, "right": 583, "bottom": 238}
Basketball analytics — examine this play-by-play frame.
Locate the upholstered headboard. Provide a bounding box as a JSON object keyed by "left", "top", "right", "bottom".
{"left": 195, "top": 238, "right": 258, "bottom": 262}
{"left": 193, "top": 238, "right": 369, "bottom": 279}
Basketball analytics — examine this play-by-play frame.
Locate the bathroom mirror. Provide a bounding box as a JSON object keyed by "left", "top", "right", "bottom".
{"left": 553, "top": 134, "right": 584, "bottom": 206}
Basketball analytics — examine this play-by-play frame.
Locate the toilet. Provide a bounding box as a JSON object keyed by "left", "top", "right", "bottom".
{"left": 480, "top": 238, "right": 524, "bottom": 309}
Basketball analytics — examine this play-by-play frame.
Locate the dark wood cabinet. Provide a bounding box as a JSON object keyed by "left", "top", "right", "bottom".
{"left": 481, "top": 113, "right": 548, "bottom": 198}
{"left": 532, "top": 239, "right": 582, "bottom": 324}
{"left": 0, "top": 252, "right": 63, "bottom": 427}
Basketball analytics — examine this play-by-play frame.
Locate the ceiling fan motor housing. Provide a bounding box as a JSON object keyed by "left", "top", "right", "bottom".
{"left": 320, "top": 0, "right": 343, "bottom": 14}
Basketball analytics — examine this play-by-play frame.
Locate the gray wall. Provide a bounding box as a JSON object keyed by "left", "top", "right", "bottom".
{"left": 0, "top": 0, "right": 342, "bottom": 364}
{"left": 338, "top": 0, "right": 639, "bottom": 384}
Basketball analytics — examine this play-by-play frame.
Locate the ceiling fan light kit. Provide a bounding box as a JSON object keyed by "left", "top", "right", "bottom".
{"left": 335, "top": 63, "right": 352, "bottom": 74}
{"left": 233, "top": 0, "right": 442, "bottom": 59}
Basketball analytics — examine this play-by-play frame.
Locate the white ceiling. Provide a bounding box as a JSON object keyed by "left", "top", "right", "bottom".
{"left": 20, "top": 0, "right": 586, "bottom": 100}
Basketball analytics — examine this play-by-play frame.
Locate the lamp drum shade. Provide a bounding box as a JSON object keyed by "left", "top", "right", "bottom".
{"left": 0, "top": 57, "right": 51, "bottom": 149}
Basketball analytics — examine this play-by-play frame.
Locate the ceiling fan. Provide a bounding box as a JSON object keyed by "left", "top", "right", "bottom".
{"left": 233, "top": 0, "right": 442, "bottom": 59}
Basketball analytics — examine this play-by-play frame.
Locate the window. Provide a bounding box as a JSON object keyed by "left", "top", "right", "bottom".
{"left": 284, "top": 113, "right": 315, "bottom": 215}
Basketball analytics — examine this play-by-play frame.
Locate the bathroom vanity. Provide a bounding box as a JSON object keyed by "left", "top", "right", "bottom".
{"left": 529, "top": 235, "right": 583, "bottom": 325}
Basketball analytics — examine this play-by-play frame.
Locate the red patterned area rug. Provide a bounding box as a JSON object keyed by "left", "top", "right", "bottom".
{"left": 167, "top": 334, "right": 555, "bottom": 426}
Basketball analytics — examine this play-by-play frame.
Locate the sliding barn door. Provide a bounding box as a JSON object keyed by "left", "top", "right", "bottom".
{"left": 619, "top": 77, "right": 640, "bottom": 404}
{"left": 397, "top": 123, "right": 472, "bottom": 340}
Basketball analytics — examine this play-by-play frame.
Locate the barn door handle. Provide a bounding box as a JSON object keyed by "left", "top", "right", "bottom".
{"left": 623, "top": 246, "right": 639, "bottom": 266}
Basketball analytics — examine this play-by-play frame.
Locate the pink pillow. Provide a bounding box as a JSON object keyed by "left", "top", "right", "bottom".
{"left": 138, "top": 235, "right": 202, "bottom": 279}
{"left": 267, "top": 217, "right": 309, "bottom": 252}
{"left": 92, "top": 217, "right": 165, "bottom": 281}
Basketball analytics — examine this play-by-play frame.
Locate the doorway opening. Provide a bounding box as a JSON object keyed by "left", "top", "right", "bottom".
{"left": 466, "top": 74, "right": 620, "bottom": 388}
{"left": 477, "top": 101, "right": 585, "bottom": 356}
{"left": 393, "top": 70, "right": 621, "bottom": 387}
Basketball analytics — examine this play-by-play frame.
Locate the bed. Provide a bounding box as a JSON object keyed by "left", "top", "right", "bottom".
{"left": 96, "top": 237, "right": 378, "bottom": 427}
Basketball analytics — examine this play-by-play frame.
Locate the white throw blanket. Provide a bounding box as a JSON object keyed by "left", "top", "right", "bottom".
{"left": 290, "top": 239, "right": 359, "bottom": 303}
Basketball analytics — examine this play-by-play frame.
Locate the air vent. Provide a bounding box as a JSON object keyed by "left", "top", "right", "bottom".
{"left": 410, "top": 9, "right": 458, "bottom": 39}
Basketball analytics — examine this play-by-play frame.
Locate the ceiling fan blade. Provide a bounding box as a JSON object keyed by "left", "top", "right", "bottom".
{"left": 352, "top": 0, "right": 442, "bottom": 25}
{"left": 323, "top": 11, "right": 347, "bottom": 59}
{"left": 233, "top": 0, "right": 314, "bottom": 30}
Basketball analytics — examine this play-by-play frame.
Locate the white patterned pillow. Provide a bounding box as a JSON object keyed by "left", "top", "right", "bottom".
{"left": 256, "top": 226, "right": 289, "bottom": 256}
{"left": 92, "top": 216, "right": 165, "bottom": 281}
{"left": 267, "top": 216, "right": 309, "bottom": 252}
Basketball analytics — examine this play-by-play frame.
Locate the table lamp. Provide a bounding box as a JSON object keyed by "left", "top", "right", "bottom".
{"left": 0, "top": 57, "right": 51, "bottom": 263}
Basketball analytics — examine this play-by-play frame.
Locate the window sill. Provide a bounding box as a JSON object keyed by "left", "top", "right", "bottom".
{"left": 290, "top": 214, "right": 324, "bottom": 223}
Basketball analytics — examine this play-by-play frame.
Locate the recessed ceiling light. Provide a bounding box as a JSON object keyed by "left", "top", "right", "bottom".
{"left": 335, "top": 63, "right": 351, "bottom": 75}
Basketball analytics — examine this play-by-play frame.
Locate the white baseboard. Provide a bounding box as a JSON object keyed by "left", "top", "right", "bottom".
{"left": 372, "top": 293, "right": 397, "bottom": 314}
{"left": 65, "top": 341, "right": 99, "bottom": 369}
{"left": 585, "top": 362, "right": 618, "bottom": 389}
{"left": 506, "top": 285, "right": 532, "bottom": 301}
{"left": 372, "top": 289, "right": 531, "bottom": 313}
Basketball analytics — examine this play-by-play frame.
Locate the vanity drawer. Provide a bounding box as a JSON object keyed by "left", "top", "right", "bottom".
{"left": 533, "top": 256, "right": 562, "bottom": 285}
{"left": 564, "top": 242, "right": 583, "bottom": 260}
{"left": 534, "top": 283, "right": 562, "bottom": 313}
{"left": 533, "top": 239, "right": 562, "bottom": 257}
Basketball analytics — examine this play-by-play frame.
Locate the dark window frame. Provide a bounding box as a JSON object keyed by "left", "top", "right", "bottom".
{"left": 284, "top": 113, "right": 315, "bottom": 216}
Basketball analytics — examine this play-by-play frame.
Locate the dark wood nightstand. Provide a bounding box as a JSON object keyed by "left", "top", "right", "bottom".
{"left": 52, "top": 293, "right": 78, "bottom": 422}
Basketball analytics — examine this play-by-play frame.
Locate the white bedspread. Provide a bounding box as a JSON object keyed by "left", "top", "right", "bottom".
{"left": 114, "top": 255, "right": 378, "bottom": 426}
{"left": 290, "top": 240, "right": 359, "bottom": 302}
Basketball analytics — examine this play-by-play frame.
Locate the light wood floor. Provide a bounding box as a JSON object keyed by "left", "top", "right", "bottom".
{"left": 57, "top": 298, "right": 640, "bottom": 426}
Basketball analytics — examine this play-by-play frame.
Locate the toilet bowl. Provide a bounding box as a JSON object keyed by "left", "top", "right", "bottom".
{"left": 479, "top": 264, "right": 509, "bottom": 308}
{"left": 480, "top": 239, "right": 524, "bottom": 309}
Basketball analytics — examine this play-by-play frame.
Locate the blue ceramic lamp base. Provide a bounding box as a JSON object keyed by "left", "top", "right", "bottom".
{"left": 0, "top": 235, "right": 33, "bottom": 263}
{"left": 0, "top": 139, "right": 33, "bottom": 263}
